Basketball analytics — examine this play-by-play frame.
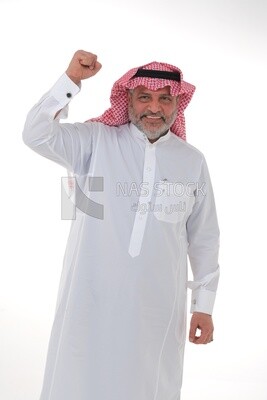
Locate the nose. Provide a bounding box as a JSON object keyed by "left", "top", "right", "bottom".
{"left": 147, "top": 99, "right": 162, "bottom": 113}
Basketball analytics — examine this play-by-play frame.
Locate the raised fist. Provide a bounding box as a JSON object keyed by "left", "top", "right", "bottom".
{"left": 66, "top": 50, "right": 102, "bottom": 85}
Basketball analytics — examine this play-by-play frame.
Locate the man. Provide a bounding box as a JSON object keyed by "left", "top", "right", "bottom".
{"left": 23, "top": 50, "right": 220, "bottom": 400}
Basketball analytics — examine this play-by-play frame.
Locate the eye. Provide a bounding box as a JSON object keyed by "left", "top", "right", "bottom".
{"left": 138, "top": 95, "right": 151, "bottom": 102}
{"left": 160, "top": 96, "right": 172, "bottom": 103}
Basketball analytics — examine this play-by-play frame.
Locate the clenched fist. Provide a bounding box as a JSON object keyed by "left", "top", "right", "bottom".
{"left": 66, "top": 50, "right": 102, "bottom": 85}
{"left": 189, "top": 312, "right": 214, "bottom": 345}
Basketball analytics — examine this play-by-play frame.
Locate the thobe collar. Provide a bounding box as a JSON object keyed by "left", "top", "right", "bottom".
{"left": 129, "top": 122, "right": 171, "bottom": 145}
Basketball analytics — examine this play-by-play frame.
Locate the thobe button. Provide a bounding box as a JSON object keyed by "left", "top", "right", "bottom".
{"left": 192, "top": 299, "right": 196, "bottom": 305}
{"left": 66, "top": 92, "right": 72, "bottom": 98}
{"left": 146, "top": 167, "right": 152, "bottom": 172}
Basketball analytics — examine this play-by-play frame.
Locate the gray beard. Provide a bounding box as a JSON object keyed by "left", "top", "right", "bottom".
{"left": 128, "top": 106, "right": 178, "bottom": 141}
{"left": 142, "top": 128, "right": 167, "bottom": 141}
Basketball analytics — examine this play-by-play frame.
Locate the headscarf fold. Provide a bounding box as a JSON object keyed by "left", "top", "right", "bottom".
{"left": 87, "top": 61, "right": 196, "bottom": 141}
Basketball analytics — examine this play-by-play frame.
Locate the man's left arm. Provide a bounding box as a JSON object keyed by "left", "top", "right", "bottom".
{"left": 186, "top": 156, "right": 220, "bottom": 344}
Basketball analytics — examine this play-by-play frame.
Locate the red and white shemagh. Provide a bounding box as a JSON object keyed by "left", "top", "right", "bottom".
{"left": 87, "top": 61, "right": 196, "bottom": 141}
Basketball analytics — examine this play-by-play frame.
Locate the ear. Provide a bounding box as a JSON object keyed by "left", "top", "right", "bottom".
{"left": 127, "top": 89, "right": 133, "bottom": 104}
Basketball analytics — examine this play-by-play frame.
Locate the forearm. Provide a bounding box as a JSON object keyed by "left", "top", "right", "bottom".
{"left": 22, "top": 73, "right": 80, "bottom": 148}
{"left": 187, "top": 215, "right": 220, "bottom": 315}
{"left": 22, "top": 74, "right": 86, "bottom": 171}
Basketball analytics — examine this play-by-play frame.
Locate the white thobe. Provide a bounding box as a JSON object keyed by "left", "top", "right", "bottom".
{"left": 22, "top": 73, "right": 220, "bottom": 400}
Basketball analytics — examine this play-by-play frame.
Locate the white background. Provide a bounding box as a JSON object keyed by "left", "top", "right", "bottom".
{"left": 0, "top": 0, "right": 266, "bottom": 399}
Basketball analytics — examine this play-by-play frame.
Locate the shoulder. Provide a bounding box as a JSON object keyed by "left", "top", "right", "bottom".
{"left": 71, "top": 121, "right": 125, "bottom": 139}
{"left": 169, "top": 132, "right": 205, "bottom": 162}
{"left": 81, "top": 121, "right": 127, "bottom": 135}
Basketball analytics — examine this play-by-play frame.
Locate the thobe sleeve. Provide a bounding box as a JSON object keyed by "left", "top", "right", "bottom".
{"left": 186, "top": 156, "right": 220, "bottom": 315}
{"left": 22, "top": 73, "right": 93, "bottom": 173}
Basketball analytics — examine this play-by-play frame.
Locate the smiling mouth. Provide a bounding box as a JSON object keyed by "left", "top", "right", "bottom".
{"left": 142, "top": 115, "right": 165, "bottom": 122}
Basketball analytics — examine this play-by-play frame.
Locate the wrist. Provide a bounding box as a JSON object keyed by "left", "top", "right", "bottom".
{"left": 193, "top": 311, "right": 212, "bottom": 317}
{"left": 65, "top": 72, "right": 81, "bottom": 86}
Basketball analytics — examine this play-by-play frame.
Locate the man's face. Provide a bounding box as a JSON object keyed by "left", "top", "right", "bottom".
{"left": 128, "top": 85, "right": 179, "bottom": 142}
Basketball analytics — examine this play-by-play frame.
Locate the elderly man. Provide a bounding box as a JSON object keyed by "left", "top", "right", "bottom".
{"left": 23, "top": 50, "right": 220, "bottom": 400}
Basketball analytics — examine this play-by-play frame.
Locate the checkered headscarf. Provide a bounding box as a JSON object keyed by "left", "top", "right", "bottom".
{"left": 87, "top": 61, "right": 196, "bottom": 141}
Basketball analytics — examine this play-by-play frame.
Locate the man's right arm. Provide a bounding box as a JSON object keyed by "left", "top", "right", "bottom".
{"left": 22, "top": 50, "right": 102, "bottom": 172}
{"left": 22, "top": 73, "right": 83, "bottom": 172}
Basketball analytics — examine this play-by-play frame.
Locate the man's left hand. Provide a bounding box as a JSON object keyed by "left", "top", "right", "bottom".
{"left": 189, "top": 312, "right": 214, "bottom": 344}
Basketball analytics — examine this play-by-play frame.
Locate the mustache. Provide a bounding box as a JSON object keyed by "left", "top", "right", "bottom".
{"left": 141, "top": 112, "right": 166, "bottom": 122}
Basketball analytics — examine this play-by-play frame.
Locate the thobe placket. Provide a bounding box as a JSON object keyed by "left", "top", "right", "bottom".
{"left": 128, "top": 139, "right": 156, "bottom": 257}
